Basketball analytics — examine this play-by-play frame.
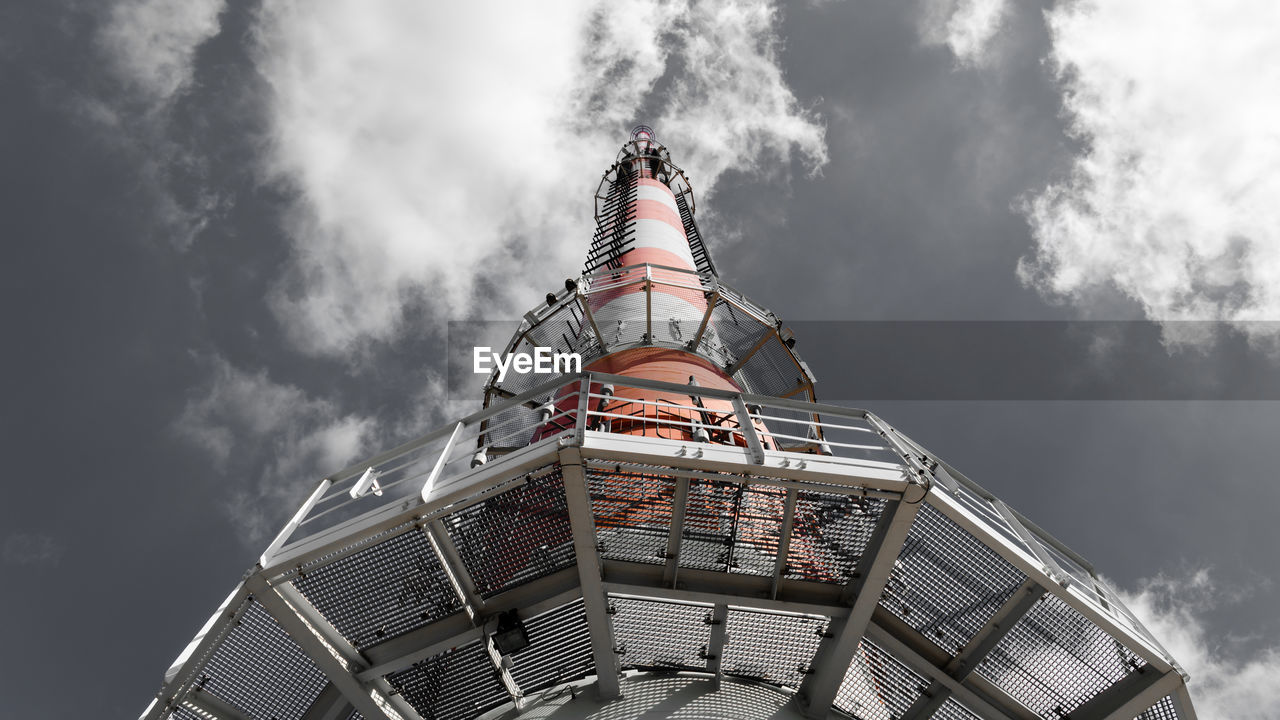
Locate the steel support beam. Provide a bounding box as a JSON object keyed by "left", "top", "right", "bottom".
{"left": 559, "top": 447, "right": 621, "bottom": 700}
{"left": 731, "top": 396, "right": 766, "bottom": 464}
{"left": 901, "top": 579, "right": 1045, "bottom": 720}
{"left": 247, "top": 575, "right": 407, "bottom": 720}
{"left": 771, "top": 488, "right": 798, "bottom": 599}
{"left": 300, "top": 683, "right": 354, "bottom": 720}
{"left": 991, "top": 498, "right": 1070, "bottom": 585}
{"left": 706, "top": 603, "right": 729, "bottom": 689}
{"left": 799, "top": 497, "right": 924, "bottom": 718}
{"left": 358, "top": 569, "right": 579, "bottom": 679}
{"left": 663, "top": 477, "right": 691, "bottom": 586}
{"left": 864, "top": 619, "right": 1025, "bottom": 720}
{"left": 425, "top": 520, "right": 485, "bottom": 617}
{"left": 1069, "top": 667, "right": 1182, "bottom": 720}
{"left": 1172, "top": 683, "right": 1199, "bottom": 720}
{"left": 185, "top": 688, "right": 251, "bottom": 720}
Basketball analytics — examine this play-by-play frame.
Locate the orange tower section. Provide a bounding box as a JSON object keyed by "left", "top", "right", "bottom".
{"left": 485, "top": 125, "right": 816, "bottom": 452}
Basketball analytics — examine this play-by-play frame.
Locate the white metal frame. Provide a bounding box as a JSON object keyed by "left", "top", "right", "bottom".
{"left": 142, "top": 371, "right": 1193, "bottom": 720}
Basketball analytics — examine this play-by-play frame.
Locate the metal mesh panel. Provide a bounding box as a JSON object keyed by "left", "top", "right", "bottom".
{"left": 977, "top": 593, "right": 1146, "bottom": 717}
{"left": 169, "top": 707, "right": 205, "bottom": 720}
{"left": 936, "top": 696, "right": 983, "bottom": 720}
{"left": 481, "top": 403, "right": 548, "bottom": 448}
{"left": 507, "top": 599, "right": 595, "bottom": 693}
{"left": 198, "top": 600, "right": 329, "bottom": 720}
{"left": 443, "top": 467, "right": 576, "bottom": 598}
{"left": 722, "top": 609, "right": 826, "bottom": 688}
{"left": 729, "top": 485, "right": 786, "bottom": 576}
{"left": 1137, "top": 695, "right": 1180, "bottom": 720}
{"left": 386, "top": 641, "right": 509, "bottom": 720}
{"left": 294, "top": 528, "right": 461, "bottom": 650}
{"left": 588, "top": 469, "right": 675, "bottom": 565}
{"left": 741, "top": 336, "right": 806, "bottom": 398}
{"left": 698, "top": 302, "right": 765, "bottom": 373}
{"left": 679, "top": 479, "right": 739, "bottom": 572}
{"left": 835, "top": 638, "right": 927, "bottom": 720}
{"left": 882, "top": 502, "right": 1027, "bottom": 653}
{"left": 786, "top": 493, "right": 884, "bottom": 584}
{"left": 611, "top": 596, "right": 711, "bottom": 670}
{"left": 588, "top": 293, "right": 649, "bottom": 347}
{"left": 649, "top": 286, "right": 708, "bottom": 346}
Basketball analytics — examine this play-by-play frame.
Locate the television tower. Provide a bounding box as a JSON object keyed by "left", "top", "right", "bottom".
{"left": 142, "top": 128, "right": 1196, "bottom": 720}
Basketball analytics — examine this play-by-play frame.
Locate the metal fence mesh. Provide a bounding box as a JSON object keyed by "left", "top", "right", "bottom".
{"left": 198, "top": 600, "right": 328, "bottom": 720}
{"left": 786, "top": 493, "right": 884, "bottom": 584}
{"left": 294, "top": 528, "right": 461, "bottom": 650}
{"left": 882, "top": 502, "right": 1027, "bottom": 654}
{"left": 834, "top": 638, "right": 926, "bottom": 720}
{"left": 722, "top": 609, "right": 827, "bottom": 688}
{"left": 977, "top": 592, "right": 1146, "bottom": 717}
{"left": 507, "top": 599, "right": 595, "bottom": 694}
{"left": 443, "top": 466, "right": 576, "bottom": 598}
{"left": 588, "top": 469, "right": 675, "bottom": 565}
{"left": 385, "top": 640, "right": 509, "bottom": 720}
{"left": 611, "top": 596, "right": 712, "bottom": 671}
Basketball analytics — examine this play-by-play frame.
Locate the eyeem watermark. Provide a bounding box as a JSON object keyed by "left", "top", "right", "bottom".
{"left": 473, "top": 347, "right": 582, "bottom": 382}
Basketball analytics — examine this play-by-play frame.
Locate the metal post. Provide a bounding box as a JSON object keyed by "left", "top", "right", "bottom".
{"left": 247, "top": 575, "right": 403, "bottom": 720}
{"left": 731, "top": 395, "right": 766, "bottom": 464}
{"left": 664, "top": 477, "right": 691, "bottom": 587}
{"left": 900, "top": 579, "right": 1045, "bottom": 720}
{"left": 706, "top": 603, "right": 729, "bottom": 690}
{"left": 185, "top": 689, "right": 252, "bottom": 720}
{"left": 425, "top": 520, "right": 485, "bottom": 618}
{"left": 771, "top": 488, "right": 798, "bottom": 599}
{"left": 799, "top": 497, "right": 924, "bottom": 718}
{"left": 421, "top": 421, "right": 465, "bottom": 501}
{"left": 864, "top": 623, "right": 1022, "bottom": 720}
{"left": 559, "top": 447, "right": 621, "bottom": 699}
{"left": 1068, "top": 667, "right": 1182, "bottom": 720}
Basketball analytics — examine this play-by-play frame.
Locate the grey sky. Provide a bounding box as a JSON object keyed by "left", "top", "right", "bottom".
{"left": 2, "top": 0, "right": 1278, "bottom": 717}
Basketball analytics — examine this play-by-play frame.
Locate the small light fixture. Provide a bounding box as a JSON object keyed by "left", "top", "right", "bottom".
{"left": 492, "top": 609, "right": 530, "bottom": 655}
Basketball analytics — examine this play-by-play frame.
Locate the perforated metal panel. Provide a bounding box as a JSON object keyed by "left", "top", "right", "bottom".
{"left": 678, "top": 480, "right": 786, "bottom": 574}
{"left": 611, "top": 596, "right": 712, "bottom": 670}
{"left": 293, "top": 527, "right": 461, "bottom": 650}
{"left": 729, "top": 485, "right": 786, "bottom": 577}
{"left": 386, "top": 641, "right": 509, "bottom": 720}
{"left": 882, "top": 502, "right": 1027, "bottom": 653}
{"left": 678, "top": 479, "right": 739, "bottom": 571}
{"left": 722, "top": 610, "right": 826, "bottom": 688}
{"left": 588, "top": 469, "right": 675, "bottom": 565}
{"left": 786, "top": 493, "right": 883, "bottom": 584}
{"left": 507, "top": 599, "right": 595, "bottom": 693}
{"left": 443, "top": 466, "right": 576, "bottom": 598}
{"left": 977, "top": 593, "right": 1146, "bottom": 717}
{"left": 935, "top": 696, "right": 983, "bottom": 720}
{"left": 1138, "top": 696, "right": 1180, "bottom": 720}
{"left": 198, "top": 600, "right": 328, "bottom": 720}
{"left": 835, "top": 638, "right": 927, "bottom": 720}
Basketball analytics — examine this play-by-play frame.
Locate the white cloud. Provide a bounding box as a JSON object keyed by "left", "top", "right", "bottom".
{"left": 91, "top": 0, "right": 230, "bottom": 248}
{"left": 1118, "top": 570, "right": 1280, "bottom": 719}
{"left": 2, "top": 533, "right": 64, "bottom": 567}
{"left": 1020, "top": 2, "right": 1280, "bottom": 347}
{"left": 98, "top": 0, "right": 226, "bottom": 105}
{"left": 250, "top": 0, "right": 826, "bottom": 358}
{"left": 918, "top": 0, "right": 1009, "bottom": 66}
{"left": 175, "top": 356, "right": 376, "bottom": 544}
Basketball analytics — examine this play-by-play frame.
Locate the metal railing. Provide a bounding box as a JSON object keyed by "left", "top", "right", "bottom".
{"left": 257, "top": 370, "right": 1177, "bottom": 674}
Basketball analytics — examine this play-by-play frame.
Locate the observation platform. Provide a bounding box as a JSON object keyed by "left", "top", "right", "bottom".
{"left": 141, "top": 371, "right": 1195, "bottom": 720}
